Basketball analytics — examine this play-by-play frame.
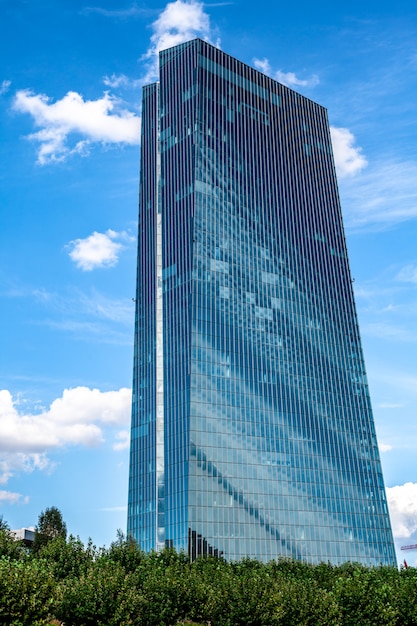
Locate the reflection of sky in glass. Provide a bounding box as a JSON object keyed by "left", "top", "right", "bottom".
{"left": 128, "top": 40, "right": 396, "bottom": 566}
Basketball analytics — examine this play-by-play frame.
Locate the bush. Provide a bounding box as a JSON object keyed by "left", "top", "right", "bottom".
{"left": 0, "top": 522, "right": 413, "bottom": 626}
{"left": 34, "top": 535, "right": 96, "bottom": 581}
{"left": 55, "top": 559, "right": 138, "bottom": 626}
{"left": 0, "top": 556, "right": 55, "bottom": 626}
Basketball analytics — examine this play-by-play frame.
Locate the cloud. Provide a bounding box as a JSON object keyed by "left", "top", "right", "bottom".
{"left": 0, "top": 387, "right": 131, "bottom": 453}
{"left": 253, "top": 58, "right": 271, "bottom": 76}
{"left": 397, "top": 264, "right": 417, "bottom": 284}
{"left": 4, "top": 284, "right": 134, "bottom": 337}
{"left": 67, "top": 229, "right": 133, "bottom": 271}
{"left": 13, "top": 90, "right": 140, "bottom": 164}
{"left": 330, "top": 126, "right": 368, "bottom": 178}
{"left": 0, "top": 80, "right": 11, "bottom": 95}
{"left": 99, "top": 505, "right": 128, "bottom": 512}
{"left": 103, "top": 74, "right": 141, "bottom": 89}
{"left": 0, "top": 451, "right": 50, "bottom": 487}
{"left": 339, "top": 159, "right": 417, "bottom": 230}
{"left": 387, "top": 482, "right": 417, "bottom": 539}
{"left": 379, "top": 443, "right": 393, "bottom": 453}
{"left": 253, "top": 58, "right": 319, "bottom": 88}
{"left": 377, "top": 403, "right": 404, "bottom": 409}
{"left": 0, "top": 387, "right": 132, "bottom": 484}
{"left": 373, "top": 370, "right": 417, "bottom": 400}
{"left": 13, "top": 2, "right": 214, "bottom": 162}
{"left": 76, "top": 289, "right": 134, "bottom": 325}
{"left": 143, "top": 0, "right": 217, "bottom": 82}
{"left": 37, "top": 319, "right": 132, "bottom": 345}
{"left": 361, "top": 322, "right": 417, "bottom": 342}
{"left": 81, "top": 4, "right": 146, "bottom": 18}
{"left": 113, "top": 430, "right": 130, "bottom": 451}
{"left": 2, "top": 285, "right": 134, "bottom": 347}
{"left": 276, "top": 70, "right": 319, "bottom": 89}
{"left": 0, "top": 489, "right": 29, "bottom": 505}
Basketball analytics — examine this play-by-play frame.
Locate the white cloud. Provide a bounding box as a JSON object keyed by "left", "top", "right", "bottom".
{"left": 330, "top": 126, "right": 368, "bottom": 178}
{"left": 0, "top": 489, "right": 29, "bottom": 504}
{"left": 103, "top": 74, "right": 130, "bottom": 88}
{"left": 4, "top": 286, "right": 134, "bottom": 340}
{"left": 0, "top": 79, "right": 11, "bottom": 95}
{"left": 0, "top": 451, "right": 50, "bottom": 487}
{"left": 37, "top": 319, "right": 132, "bottom": 345}
{"left": 253, "top": 58, "right": 319, "bottom": 88}
{"left": 362, "top": 321, "right": 417, "bottom": 342}
{"left": 373, "top": 370, "right": 417, "bottom": 400}
{"left": 379, "top": 443, "right": 393, "bottom": 453}
{"left": 0, "top": 387, "right": 131, "bottom": 484}
{"left": 14, "top": 2, "right": 214, "bottom": 163}
{"left": 0, "top": 387, "right": 131, "bottom": 453}
{"left": 45, "top": 387, "right": 131, "bottom": 428}
{"left": 387, "top": 482, "right": 417, "bottom": 539}
{"left": 67, "top": 229, "right": 133, "bottom": 271}
{"left": 76, "top": 289, "right": 134, "bottom": 325}
{"left": 143, "top": 0, "right": 217, "bottom": 82}
{"left": 340, "top": 159, "right": 417, "bottom": 230}
{"left": 103, "top": 74, "right": 141, "bottom": 89}
{"left": 275, "top": 70, "right": 319, "bottom": 89}
{"left": 377, "top": 402, "right": 404, "bottom": 409}
{"left": 82, "top": 5, "right": 145, "bottom": 18}
{"left": 253, "top": 58, "right": 272, "bottom": 76}
{"left": 397, "top": 264, "right": 417, "bottom": 284}
{"left": 113, "top": 430, "right": 130, "bottom": 451}
{"left": 13, "top": 90, "right": 140, "bottom": 164}
{"left": 99, "top": 505, "right": 128, "bottom": 512}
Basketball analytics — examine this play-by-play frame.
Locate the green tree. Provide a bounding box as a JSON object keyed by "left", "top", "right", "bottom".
{"left": 106, "top": 529, "right": 145, "bottom": 573}
{"left": 32, "top": 506, "right": 67, "bottom": 554}
{"left": 36, "top": 535, "right": 96, "bottom": 580}
{"left": 332, "top": 562, "right": 398, "bottom": 626}
{"left": 0, "top": 556, "right": 56, "bottom": 625}
{"left": 187, "top": 556, "right": 234, "bottom": 625}
{"left": 137, "top": 548, "right": 193, "bottom": 625}
{"left": 0, "top": 516, "right": 25, "bottom": 560}
{"left": 397, "top": 566, "right": 417, "bottom": 624}
{"left": 55, "top": 558, "right": 141, "bottom": 626}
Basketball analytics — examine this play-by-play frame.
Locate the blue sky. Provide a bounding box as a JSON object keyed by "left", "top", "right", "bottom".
{"left": 1, "top": 0, "right": 417, "bottom": 564}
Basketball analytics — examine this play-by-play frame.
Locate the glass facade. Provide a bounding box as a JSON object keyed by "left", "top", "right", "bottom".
{"left": 128, "top": 39, "right": 396, "bottom": 565}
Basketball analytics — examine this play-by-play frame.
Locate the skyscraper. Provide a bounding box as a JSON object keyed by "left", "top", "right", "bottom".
{"left": 128, "top": 39, "right": 396, "bottom": 565}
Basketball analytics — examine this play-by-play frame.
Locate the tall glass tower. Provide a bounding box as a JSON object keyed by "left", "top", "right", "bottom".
{"left": 128, "top": 39, "right": 396, "bottom": 565}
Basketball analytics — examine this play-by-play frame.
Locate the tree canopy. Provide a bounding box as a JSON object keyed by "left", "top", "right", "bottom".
{"left": 32, "top": 506, "right": 67, "bottom": 554}
{"left": 0, "top": 512, "right": 415, "bottom": 626}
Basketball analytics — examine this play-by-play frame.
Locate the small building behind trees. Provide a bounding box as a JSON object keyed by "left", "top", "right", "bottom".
{"left": 11, "top": 528, "right": 35, "bottom": 548}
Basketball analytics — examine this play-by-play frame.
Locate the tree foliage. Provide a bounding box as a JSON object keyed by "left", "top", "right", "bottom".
{"left": 0, "top": 516, "right": 26, "bottom": 561}
{"left": 0, "top": 557, "right": 55, "bottom": 626}
{"left": 32, "top": 506, "right": 67, "bottom": 554}
{"left": 1, "top": 513, "right": 417, "bottom": 625}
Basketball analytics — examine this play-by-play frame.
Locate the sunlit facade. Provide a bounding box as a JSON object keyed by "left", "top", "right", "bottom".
{"left": 127, "top": 39, "right": 396, "bottom": 565}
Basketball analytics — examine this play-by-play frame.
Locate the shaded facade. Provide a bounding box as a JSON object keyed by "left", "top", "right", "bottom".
{"left": 128, "top": 39, "right": 396, "bottom": 565}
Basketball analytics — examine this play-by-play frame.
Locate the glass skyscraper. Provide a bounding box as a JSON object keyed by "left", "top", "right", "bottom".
{"left": 128, "top": 39, "right": 396, "bottom": 565}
